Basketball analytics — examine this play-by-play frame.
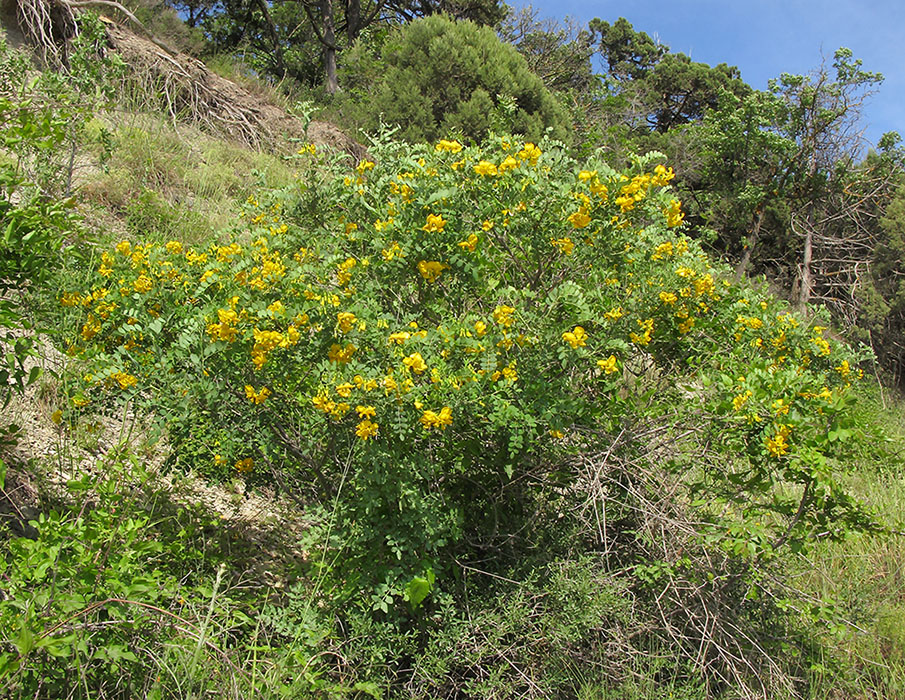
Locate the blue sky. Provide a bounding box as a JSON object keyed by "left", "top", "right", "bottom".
{"left": 508, "top": 1, "right": 903, "bottom": 147}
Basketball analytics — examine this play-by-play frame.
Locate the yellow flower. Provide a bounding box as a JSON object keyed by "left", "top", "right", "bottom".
{"left": 356, "top": 419, "right": 379, "bottom": 440}
{"left": 268, "top": 300, "right": 285, "bottom": 316}
{"left": 356, "top": 405, "right": 376, "bottom": 419}
{"left": 422, "top": 213, "right": 447, "bottom": 233}
{"left": 659, "top": 291, "right": 678, "bottom": 305}
{"left": 482, "top": 220, "right": 494, "bottom": 232}
{"left": 765, "top": 424, "right": 791, "bottom": 458}
{"left": 473, "top": 160, "right": 498, "bottom": 176}
{"left": 772, "top": 399, "right": 790, "bottom": 416}
{"left": 235, "top": 458, "right": 254, "bottom": 473}
{"left": 328, "top": 343, "right": 356, "bottom": 364}
{"left": 597, "top": 355, "right": 619, "bottom": 375}
{"left": 493, "top": 305, "right": 515, "bottom": 329}
{"left": 474, "top": 320, "right": 487, "bottom": 336}
{"left": 112, "top": 372, "right": 138, "bottom": 390}
{"left": 458, "top": 233, "right": 479, "bottom": 251}
{"left": 665, "top": 199, "right": 685, "bottom": 227}
{"left": 630, "top": 318, "right": 654, "bottom": 346}
{"left": 567, "top": 209, "right": 591, "bottom": 229}
{"left": 418, "top": 260, "right": 448, "bottom": 282}
{"left": 133, "top": 275, "right": 152, "bottom": 294}
{"left": 165, "top": 240, "right": 183, "bottom": 254}
{"left": 244, "top": 385, "right": 271, "bottom": 404}
{"left": 435, "top": 139, "right": 463, "bottom": 153}
{"left": 551, "top": 237, "right": 575, "bottom": 254}
{"left": 115, "top": 240, "right": 131, "bottom": 256}
{"left": 733, "top": 390, "right": 753, "bottom": 412}
{"left": 736, "top": 315, "right": 764, "bottom": 330}
{"left": 562, "top": 326, "right": 588, "bottom": 349}
{"left": 652, "top": 241, "right": 674, "bottom": 260}
{"left": 652, "top": 164, "right": 675, "bottom": 186}
{"left": 604, "top": 307, "right": 624, "bottom": 321}
{"left": 835, "top": 360, "right": 851, "bottom": 379}
{"left": 356, "top": 159, "right": 375, "bottom": 173}
{"left": 382, "top": 241, "right": 403, "bottom": 261}
{"left": 336, "top": 382, "right": 355, "bottom": 398}
{"left": 388, "top": 331, "right": 411, "bottom": 344}
{"left": 420, "top": 406, "right": 453, "bottom": 431}
{"left": 403, "top": 352, "right": 428, "bottom": 374}
{"left": 677, "top": 317, "right": 695, "bottom": 334}
{"left": 337, "top": 312, "right": 357, "bottom": 333}
{"left": 811, "top": 335, "right": 831, "bottom": 356}
{"left": 499, "top": 155, "right": 519, "bottom": 173}
{"left": 517, "top": 142, "right": 541, "bottom": 165}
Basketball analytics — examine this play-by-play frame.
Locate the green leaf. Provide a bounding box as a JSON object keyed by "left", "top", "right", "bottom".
{"left": 405, "top": 571, "right": 433, "bottom": 611}
{"left": 352, "top": 681, "right": 383, "bottom": 699}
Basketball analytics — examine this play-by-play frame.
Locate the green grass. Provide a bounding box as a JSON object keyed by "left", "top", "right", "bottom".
{"left": 78, "top": 113, "right": 297, "bottom": 246}
{"left": 783, "top": 384, "right": 905, "bottom": 698}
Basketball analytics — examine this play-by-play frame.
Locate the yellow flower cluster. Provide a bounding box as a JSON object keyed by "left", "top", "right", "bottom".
{"left": 328, "top": 343, "right": 357, "bottom": 364}
{"left": 337, "top": 312, "right": 357, "bottom": 333}
{"left": 562, "top": 326, "right": 588, "bottom": 349}
{"left": 597, "top": 355, "right": 619, "bottom": 375}
{"left": 458, "top": 233, "right": 479, "bottom": 252}
{"left": 337, "top": 257, "right": 357, "bottom": 286}
{"left": 551, "top": 237, "right": 575, "bottom": 254}
{"left": 736, "top": 315, "right": 764, "bottom": 330}
{"left": 312, "top": 390, "right": 351, "bottom": 420}
{"left": 419, "top": 406, "right": 453, "bottom": 431}
{"left": 665, "top": 199, "right": 685, "bottom": 228}
{"left": 473, "top": 160, "right": 498, "bottom": 177}
{"left": 491, "top": 361, "right": 518, "bottom": 382}
{"left": 245, "top": 385, "right": 271, "bottom": 404}
{"left": 111, "top": 371, "right": 138, "bottom": 390}
{"left": 765, "top": 424, "right": 791, "bottom": 458}
{"left": 435, "top": 139, "right": 463, "bottom": 153}
{"left": 422, "top": 213, "right": 447, "bottom": 233}
{"left": 493, "top": 305, "right": 515, "bottom": 329}
{"left": 517, "top": 142, "right": 542, "bottom": 165}
{"left": 356, "top": 419, "right": 379, "bottom": 440}
{"left": 251, "top": 326, "right": 298, "bottom": 369}
{"left": 630, "top": 318, "right": 654, "bottom": 346}
{"left": 417, "top": 260, "right": 448, "bottom": 282}
{"left": 403, "top": 352, "right": 428, "bottom": 374}
{"left": 567, "top": 209, "right": 591, "bottom": 229}
{"left": 207, "top": 308, "right": 239, "bottom": 342}
{"left": 733, "top": 390, "right": 752, "bottom": 412}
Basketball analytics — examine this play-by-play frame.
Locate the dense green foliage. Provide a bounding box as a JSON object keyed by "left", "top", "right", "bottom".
{"left": 339, "top": 15, "right": 570, "bottom": 143}
{"left": 1, "top": 6, "right": 905, "bottom": 699}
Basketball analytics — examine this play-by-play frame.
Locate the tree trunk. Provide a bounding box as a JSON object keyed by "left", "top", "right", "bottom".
{"left": 321, "top": 0, "right": 338, "bottom": 94}
{"left": 346, "top": 0, "right": 360, "bottom": 44}
{"left": 734, "top": 206, "right": 764, "bottom": 282}
{"left": 798, "top": 217, "right": 813, "bottom": 313}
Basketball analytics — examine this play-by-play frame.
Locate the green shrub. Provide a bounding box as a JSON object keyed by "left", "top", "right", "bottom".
{"left": 344, "top": 15, "right": 571, "bottom": 143}
{"left": 55, "top": 133, "right": 878, "bottom": 627}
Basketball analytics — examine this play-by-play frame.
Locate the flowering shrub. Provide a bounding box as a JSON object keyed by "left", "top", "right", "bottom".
{"left": 58, "top": 136, "right": 874, "bottom": 609}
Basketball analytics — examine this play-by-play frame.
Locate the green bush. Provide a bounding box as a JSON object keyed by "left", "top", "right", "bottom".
{"left": 344, "top": 15, "right": 571, "bottom": 143}
{"left": 55, "top": 132, "right": 878, "bottom": 629}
